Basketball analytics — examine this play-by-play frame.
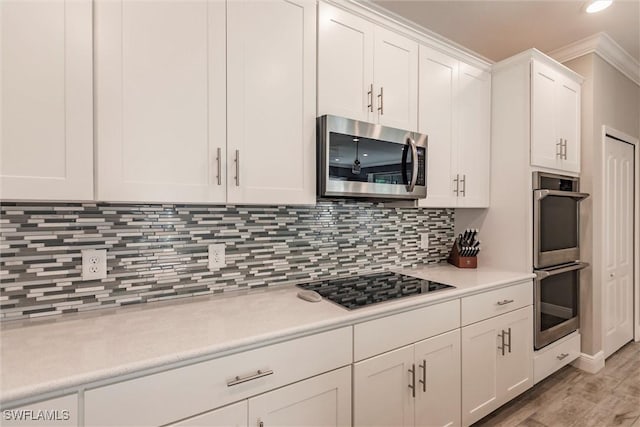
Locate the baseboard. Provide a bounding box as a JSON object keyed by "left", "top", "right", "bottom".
{"left": 571, "top": 351, "right": 605, "bottom": 374}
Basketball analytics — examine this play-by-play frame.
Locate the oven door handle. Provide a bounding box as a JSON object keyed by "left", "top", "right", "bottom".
{"left": 535, "top": 189, "right": 590, "bottom": 201}
{"left": 535, "top": 262, "right": 589, "bottom": 279}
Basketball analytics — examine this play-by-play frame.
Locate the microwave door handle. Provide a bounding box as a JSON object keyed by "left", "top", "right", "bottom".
{"left": 534, "top": 189, "right": 590, "bottom": 201}
{"left": 535, "top": 262, "right": 590, "bottom": 279}
{"left": 407, "top": 137, "right": 418, "bottom": 192}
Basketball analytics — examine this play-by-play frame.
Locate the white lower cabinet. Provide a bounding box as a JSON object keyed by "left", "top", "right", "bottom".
{"left": 249, "top": 366, "right": 351, "bottom": 427}
{"left": 354, "top": 329, "right": 461, "bottom": 427}
{"left": 461, "top": 306, "right": 533, "bottom": 426}
{"left": 170, "top": 367, "right": 351, "bottom": 427}
{"left": 169, "top": 401, "right": 247, "bottom": 427}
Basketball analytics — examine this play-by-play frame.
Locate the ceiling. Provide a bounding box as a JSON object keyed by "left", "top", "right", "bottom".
{"left": 372, "top": 0, "right": 640, "bottom": 63}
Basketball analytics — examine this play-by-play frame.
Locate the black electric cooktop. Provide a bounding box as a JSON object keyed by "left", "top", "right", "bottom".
{"left": 297, "top": 271, "right": 455, "bottom": 310}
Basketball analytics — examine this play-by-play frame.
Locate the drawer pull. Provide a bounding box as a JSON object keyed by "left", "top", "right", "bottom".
{"left": 497, "top": 299, "right": 515, "bottom": 306}
{"left": 227, "top": 369, "right": 274, "bottom": 387}
{"left": 557, "top": 352, "right": 570, "bottom": 361}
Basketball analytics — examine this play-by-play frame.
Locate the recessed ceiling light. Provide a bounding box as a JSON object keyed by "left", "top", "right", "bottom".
{"left": 363, "top": 153, "right": 368, "bottom": 157}
{"left": 586, "top": 0, "right": 612, "bottom": 13}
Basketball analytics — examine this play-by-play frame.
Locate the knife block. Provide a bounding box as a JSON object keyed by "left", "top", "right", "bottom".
{"left": 447, "top": 244, "right": 477, "bottom": 269}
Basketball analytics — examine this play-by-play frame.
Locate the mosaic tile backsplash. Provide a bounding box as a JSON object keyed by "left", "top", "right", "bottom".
{"left": 0, "top": 201, "right": 454, "bottom": 321}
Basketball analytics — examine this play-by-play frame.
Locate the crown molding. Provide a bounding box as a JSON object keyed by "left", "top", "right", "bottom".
{"left": 549, "top": 32, "right": 640, "bottom": 86}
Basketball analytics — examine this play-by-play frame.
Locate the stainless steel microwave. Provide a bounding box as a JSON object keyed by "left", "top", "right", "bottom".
{"left": 317, "top": 115, "right": 427, "bottom": 200}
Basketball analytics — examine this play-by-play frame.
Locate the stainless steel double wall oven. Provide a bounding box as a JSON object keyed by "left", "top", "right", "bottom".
{"left": 533, "top": 172, "right": 589, "bottom": 349}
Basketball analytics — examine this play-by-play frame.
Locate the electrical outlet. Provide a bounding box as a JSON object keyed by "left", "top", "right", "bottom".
{"left": 420, "top": 233, "right": 429, "bottom": 250}
{"left": 208, "top": 244, "right": 226, "bottom": 269}
{"left": 82, "top": 249, "right": 107, "bottom": 280}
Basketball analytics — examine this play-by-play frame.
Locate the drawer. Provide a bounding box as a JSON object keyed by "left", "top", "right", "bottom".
{"left": 1, "top": 395, "right": 78, "bottom": 427}
{"left": 354, "top": 299, "right": 459, "bottom": 361}
{"left": 85, "top": 327, "right": 352, "bottom": 427}
{"left": 461, "top": 281, "right": 532, "bottom": 326}
{"left": 534, "top": 332, "right": 580, "bottom": 384}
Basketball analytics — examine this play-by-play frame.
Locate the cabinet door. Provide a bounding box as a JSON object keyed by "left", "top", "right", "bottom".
{"left": 497, "top": 306, "right": 534, "bottom": 404}
{"left": 417, "top": 45, "right": 458, "bottom": 208}
{"left": 457, "top": 62, "right": 491, "bottom": 208}
{"left": 227, "top": 0, "right": 315, "bottom": 205}
{"left": 555, "top": 76, "right": 581, "bottom": 173}
{"left": 169, "top": 401, "right": 247, "bottom": 427}
{"left": 1, "top": 0, "right": 93, "bottom": 200}
{"left": 414, "top": 330, "right": 461, "bottom": 427}
{"left": 249, "top": 366, "right": 351, "bottom": 427}
{"left": 317, "top": 2, "right": 374, "bottom": 123}
{"left": 353, "top": 345, "right": 414, "bottom": 427}
{"left": 461, "top": 314, "right": 501, "bottom": 426}
{"left": 373, "top": 26, "right": 418, "bottom": 131}
{"left": 531, "top": 60, "right": 561, "bottom": 171}
{"left": 1, "top": 394, "right": 78, "bottom": 427}
{"left": 95, "top": 0, "right": 226, "bottom": 203}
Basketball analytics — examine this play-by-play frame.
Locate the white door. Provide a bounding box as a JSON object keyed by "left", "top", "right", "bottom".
{"left": 1, "top": 0, "right": 93, "bottom": 200}
{"left": 317, "top": 2, "right": 374, "bottom": 123}
{"left": 169, "top": 401, "right": 247, "bottom": 427}
{"left": 603, "top": 136, "right": 635, "bottom": 358}
{"left": 456, "top": 63, "right": 491, "bottom": 208}
{"left": 227, "top": 0, "right": 316, "bottom": 205}
{"left": 95, "top": 0, "right": 226, "bottom": 203}
{"left": 248, "top": 367, "right": 351, "bottom": 427}
{"left": 414, "top": 330, "right": 461, "bottom": 427}
{"left": 496, "top": 307, "right": 534, "bottom": 404}
{"left": 353, "top": 345, "right": 414, "bottom": 427}
{"left": 555, "top": 77, "right": 580, "bottom": 173}
{"left": 531, "top": 60, "right": 560, "bottom": 171}
{"left": 373, "top": 27, "right": 418, "bottom": 131}
{"left": 461, "top": 315, "right": 500, "bottom": 426}
{"left": 417, "top": 45, "right": 458, "bottom": 208}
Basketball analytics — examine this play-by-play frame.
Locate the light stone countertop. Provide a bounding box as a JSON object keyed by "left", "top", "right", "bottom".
{"left": 0, "top": 263, "right": 534, "bottom": 405}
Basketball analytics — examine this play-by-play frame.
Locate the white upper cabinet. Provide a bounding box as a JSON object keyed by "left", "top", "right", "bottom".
{"left": 1, "top": 0, "right": 93, "bottom": 201}
{"left": 318, "top": 2, "right": 418, "bottom": 131}
{"left": 373, "top": 27, "right": 418, "bottom": 131}
{"left": 95, "top": 0, "right": 315, "bottom": 205}
{"left": 418, "top": 45, "right": 491, "bottom": 208}
{"left": 226, "top": 0, "right": 316, "bottom": 205}
{"left": 317, "top": 3, "right": 374, "bottom": 123}
{"left": 531, "top": 59, "right": 581, "bottom": 173}
{"left": 457, "top": 63, "right": 491, "bottom": 208}
{"left": 95, "top": 0, "right": 226, "bottom": 203}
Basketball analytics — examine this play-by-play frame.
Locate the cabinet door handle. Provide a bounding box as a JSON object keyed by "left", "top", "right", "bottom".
{"left": 216, "top": 147, "right": 222, "bottom": 186}
{"left": 408, "top": 363, "right": 416, "bottom": 398}
{"left": 507, "top": 327, "right": 512, "bottom": 353}
{"left": 460, "top": 174, "right": 466, "bottom": 197}
{"left": 453, "top": 174, "right": 460, "bottom": 196}
{"left": 367, "top": 83, "right": 374, "bottom": 113}
{"left": 234, "top": 149, "right": 240, "bottom": 186}
{"left": 557, "top": 352, "right": 570, "bottom": 360}
{"left": 498, "top": 330, "right": 506, "bottom": 356}
{"left": 419, "top": 359, "right": 426, "bottom": 392}
{"left": 563, "top": 139, "right": 568, "bottom": 160}
{"left": 497, "top": 299, "right": 515, "bottom": 306}
{"left": 556, "top": 138, "right": 563, "bottom": 159}
{"left": 377, "top": 87, "right": 384, "bottom": 115}
{"left": 227, "top": 369, "right": 274, "bottom": 387}
{"left": 258, "top": 420, "right": 264, "bottom": 427}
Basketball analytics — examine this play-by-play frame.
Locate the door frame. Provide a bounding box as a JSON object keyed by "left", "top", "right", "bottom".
{"left": 601, "top": 125, "right": 639, "bottom": 343}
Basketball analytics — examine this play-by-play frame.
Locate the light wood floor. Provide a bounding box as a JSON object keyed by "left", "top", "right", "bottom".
{"left": 473, "top": 341, "right": 640, "bottom": 427}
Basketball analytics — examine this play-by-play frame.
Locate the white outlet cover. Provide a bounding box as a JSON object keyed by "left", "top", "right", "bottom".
{"left": 82, "top": 249, "right": 107, "bottom": 280}
{"left": 420, "top": 233, "right": 429, "bottom": 250}
{"left": 208, "top": 244, "right": 226, "bottom": 269}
